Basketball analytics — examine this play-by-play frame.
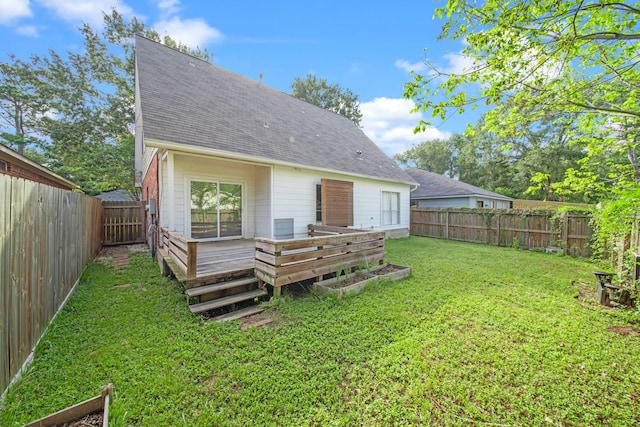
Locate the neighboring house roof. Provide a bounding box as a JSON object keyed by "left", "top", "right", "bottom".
{"left": 95, "top": 189, "right": 137, "bottom": 202}
{"left": 406, "top": 168, "right": 513, "bottom": 201}
{"left": 134, "top": 36, "right": 416, "bottom": 186}
{"left": 0, "top": 144, "right": 79, "bottom": 191}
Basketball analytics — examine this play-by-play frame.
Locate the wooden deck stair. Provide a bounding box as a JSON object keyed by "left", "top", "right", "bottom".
{"left": 185, "top": 277, "right": 260, "bottom": 298}
{"left": 185, "top": 272, "right": 268, "bottom": 320}
{"left": 189, "top": 288, "right": 267, "bottom": 314}
{"left": 159, "top": 243, "right": 268, "bottom": 321}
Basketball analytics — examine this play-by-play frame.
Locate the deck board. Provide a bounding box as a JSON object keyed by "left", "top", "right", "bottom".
{"left": 195, "top": 240, "right": 255, "bottom": 278}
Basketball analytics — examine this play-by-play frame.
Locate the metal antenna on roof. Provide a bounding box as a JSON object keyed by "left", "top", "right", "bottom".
{"left": 259, "top": 73, "right": 263, "bottom": 85}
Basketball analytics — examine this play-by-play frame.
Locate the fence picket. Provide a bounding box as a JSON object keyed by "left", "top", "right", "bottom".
{"left": 101, "top": 202, "right": 145, "bottom": 245}
{"left": 411, "top": 208, "right": 592, "bottom": 257}
{"left": 0, "top": 175, "right": 102, "bottom": 395}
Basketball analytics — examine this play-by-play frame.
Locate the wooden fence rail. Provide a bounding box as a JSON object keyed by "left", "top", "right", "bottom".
{"left": 102, "top": 201, "right": 145, "bottom": 246}
{"left": 410, "top": 208, "right": 592, "bottom": 257}
{"left": 255, "top": 227, "right": 386, "bottom": 294}
{"left": 1, "top": 174, "right": 102, "bottom": 395}
{"left": 161, "top": 228, "right": 198, "bottom": 280}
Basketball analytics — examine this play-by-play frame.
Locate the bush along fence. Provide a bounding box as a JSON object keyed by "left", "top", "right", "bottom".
{"left": 410, "top": 207, "right": 592, "bottom": 257}
{"left": 0, "top": 174, "right": 102, "bottom": 396}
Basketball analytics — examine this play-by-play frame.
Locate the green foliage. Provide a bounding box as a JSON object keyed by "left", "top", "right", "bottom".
{"left": 2, "top": 239, "right": 639, "bottom": 426}
{"left": 0, "top": 9, "right": 209, "bottom": 194}
{"left": 590, "top": 185, "right": 640, "bottom": 277}
{"left": 290, "top": 73, "right": 363, "bottom": 126}
{"left": 395, "top": 115, "right": 587, "bottom": 201}
{"left": 406, "top": 0, "right": 640, "bottom": 200}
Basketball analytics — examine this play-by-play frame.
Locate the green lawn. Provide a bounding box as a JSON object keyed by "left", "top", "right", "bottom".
{"left": 2, "top": 237, "right": 639, "bottom": 426}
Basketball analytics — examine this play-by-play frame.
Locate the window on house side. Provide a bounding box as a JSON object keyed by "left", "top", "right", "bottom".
{"left": 0, "top": 160, "right": 6, "bottom": 172}
{"left": 316, "top": 184, "right": 322, "bottom": 222}
{"left": 382, "top": 191, "right": 400, "bottom": 226}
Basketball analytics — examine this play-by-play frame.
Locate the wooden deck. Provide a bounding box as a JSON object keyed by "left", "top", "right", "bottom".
{"left": 160, "top": 226, "right": 387, "bottom": 294}
{"left": 195, "top": 239, "right": 255, "bottom": 277}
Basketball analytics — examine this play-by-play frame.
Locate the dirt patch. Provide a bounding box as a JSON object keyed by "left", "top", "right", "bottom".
{"left": 240, "top": 310, "right": 286, "bottom": 331}
{"left": 572, "top": 280, "right": 597, "bottom": 304}
{"left": 95, "top": 244, "right": 149, "bottom": 270}
{"left": 54, "top": 412, "right": 103, "bottom": 426}
{"left": 607, "top": 325, "right": 640, "bottom": 337}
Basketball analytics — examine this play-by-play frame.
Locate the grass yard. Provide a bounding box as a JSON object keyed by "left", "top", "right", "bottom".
{"left": 1, "top": 237, "right": 639, "bottom": 426}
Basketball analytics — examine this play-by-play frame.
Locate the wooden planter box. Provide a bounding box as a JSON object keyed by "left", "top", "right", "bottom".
{"left": 23, "top": 384, "right": 112, "bottom": 427}
{"left": 314, "top": 264, "right": 412, "bottom": 298}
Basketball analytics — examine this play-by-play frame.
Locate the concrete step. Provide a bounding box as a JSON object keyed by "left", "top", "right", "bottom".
{"left": 185, "top": 277, "right": 259, "bottom": 298}
{"left": 189, "top": 289, "right": 268, "bottom": 314}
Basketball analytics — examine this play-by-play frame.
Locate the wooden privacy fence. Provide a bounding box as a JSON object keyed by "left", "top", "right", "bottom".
{"left": 255, "top": 225, "right": 386, "bottom": 294}
{"left": 411, "top": 208, "right": 592, "bottom": 257}
{"left": 1, "top": 174, "right": 102, "bottom": 395}
{"left": 102, "top": 201, "right": 146, "bottom": 245}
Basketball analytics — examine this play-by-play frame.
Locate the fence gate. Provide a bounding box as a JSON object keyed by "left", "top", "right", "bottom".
{"left": 102, "top": 201, "right": 146, "bottom": 245}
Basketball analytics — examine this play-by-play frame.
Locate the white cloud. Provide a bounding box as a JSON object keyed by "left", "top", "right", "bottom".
{"left": 440, "top": 52, "right": 476, "bottom": 75}
{"left": 0, "top": 0, "right": 31, "bottom": 24}
{"left": 156, "top": 0, "right": 180, "bottom": 17}
{"left": 360, "top": 97, "right": 451, "bottom": 156}
{"left": 16, "top": 25, "right": 38, "bottom": 36}
{"left": 36, "top": 0, "right": 133, "bottom": 27}
{"left": 394, "top": 59, "right": 427, "bottom": 73}
{"left": 154, "top": 16, "right": 224, "bottom": 48}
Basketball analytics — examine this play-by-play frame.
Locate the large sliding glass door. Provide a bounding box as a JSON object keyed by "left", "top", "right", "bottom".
{"left": 190, "top": 181, "right": 242, "bottom": 239}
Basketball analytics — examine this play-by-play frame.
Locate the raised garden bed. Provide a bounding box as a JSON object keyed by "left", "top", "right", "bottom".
{"left": 23, "top": 384, "right": 111, "bottom": 427}
{"left": 314, "top": 263, "right": 411, "bottom": 298}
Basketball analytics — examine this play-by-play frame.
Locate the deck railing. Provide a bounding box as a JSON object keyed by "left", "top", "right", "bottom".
{"left": 161, "top": 228, "right": 198, "bottom": 279}
{"left": 255, "top": 226, "right": 386, "bottom": 294}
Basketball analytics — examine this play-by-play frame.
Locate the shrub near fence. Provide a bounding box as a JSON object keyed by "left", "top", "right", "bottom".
{"left": 0, "top": 174, "right": 102, "bottom": 395}
{"left": 410, "top": 208, "right": 592, "bottom": 257}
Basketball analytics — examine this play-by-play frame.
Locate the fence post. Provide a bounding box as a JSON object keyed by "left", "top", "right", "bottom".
{"left": 186, "top": 241, "right": 197, "bottom": 279}
{"left": 562, "top": 213, "right": 569, "bottom": 255}
{"left": 445, "top": 210, "right": 449, "bottom": 240}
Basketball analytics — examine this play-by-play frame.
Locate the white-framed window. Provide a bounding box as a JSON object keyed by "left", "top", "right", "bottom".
{"left": 381, "top": 191, "right": 400, "bottom": 226}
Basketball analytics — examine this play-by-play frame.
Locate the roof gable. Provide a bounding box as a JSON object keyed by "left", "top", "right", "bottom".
{"left": 135, "top": 36, "right": 415, "bottom": 185}
{"left": 406, "top": 168, "right": 513, "bottom": 201}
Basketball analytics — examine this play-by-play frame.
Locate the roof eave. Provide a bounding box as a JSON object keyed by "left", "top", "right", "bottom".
{"left": 145, "top": 138, "right": 417, "bottom": 186}
{"left": 0, "top": 145, "right": 80, "bottom": 190}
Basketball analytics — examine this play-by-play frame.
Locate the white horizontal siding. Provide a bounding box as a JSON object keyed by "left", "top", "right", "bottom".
{"left": 273, "top": 165, "right": 411, "bottom": 238}
{"left": 171, "top": 154, "right": 269, "bottom": 238}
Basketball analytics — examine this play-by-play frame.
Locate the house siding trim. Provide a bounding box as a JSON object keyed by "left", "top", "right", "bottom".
{"left": 143, "top": 138, "right": 416, "bottom": 186}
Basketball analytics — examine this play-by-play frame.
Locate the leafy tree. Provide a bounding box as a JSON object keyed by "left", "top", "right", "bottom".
{"left": 394, "top": 138, "right": 454, "bottom": 176}
{"left": 0, "top": 55, "right": 49, "bottom": 155}
{"left": 291, "top": 74, "right": 363, "bottom": 126}
{"left": 404, "top": 0, "right": 640, "bottom": 198}
{"left": 0, "top": 9, "right": 209, "bottom": 194}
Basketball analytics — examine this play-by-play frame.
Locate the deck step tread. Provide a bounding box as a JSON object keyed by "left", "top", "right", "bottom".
{"left": 209, "top": 305, "right": 266, "bottom": 322}
{"left": 186, "top": 277, "right": 259, "bottom": 297}
{"left": 189, "top": 289, "right": 267, "bottom": 314}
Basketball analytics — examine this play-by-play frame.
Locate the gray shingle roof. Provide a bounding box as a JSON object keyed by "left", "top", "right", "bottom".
{"left": 406, "top": 168, "right": 513, "bottom": 200}
{"left": 135, "top": 36, "right": 415, "bottom": 185}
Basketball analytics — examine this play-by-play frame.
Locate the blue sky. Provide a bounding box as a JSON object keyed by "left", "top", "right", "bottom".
{"left": 0, "top": 0, "right": 481, "bottom": 156}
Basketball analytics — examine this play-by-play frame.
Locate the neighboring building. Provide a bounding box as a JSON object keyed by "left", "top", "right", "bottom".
{"left": 0, "top": 144, "right": 78, "bottom": 191}
{"left": 134, "top": 36, "right": 416, "bottom": 243}
{"left": 406, "top": 168, "right": 513, "bottom": 209}
{"left": 95, "top": 189, "right": 137, "bottom": 202}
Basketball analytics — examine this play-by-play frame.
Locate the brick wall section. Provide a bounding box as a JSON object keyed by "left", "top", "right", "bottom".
{"left": 141, "top": 152, "right": 160, "bottom": 246}
{"left": 1, "top": 162, "right": 71, "bottom": 190}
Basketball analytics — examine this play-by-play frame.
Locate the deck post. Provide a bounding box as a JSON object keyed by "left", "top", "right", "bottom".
{"left": 186, "top": 240, "right": 198, "bottom": 279}
{"left": 273, "top": 285, "right": 281, "bottom": 297}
